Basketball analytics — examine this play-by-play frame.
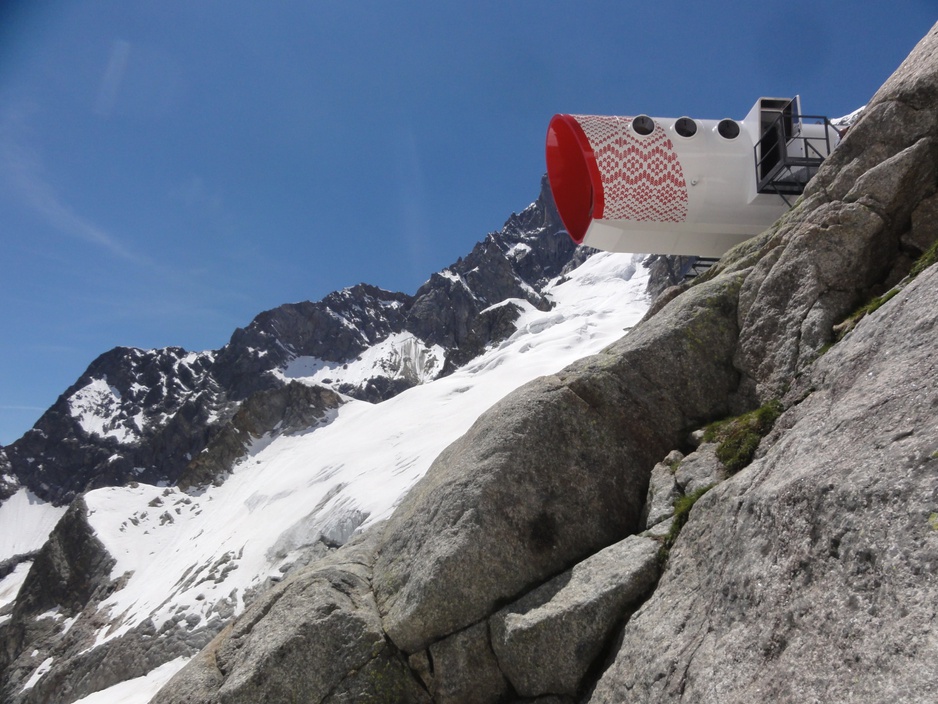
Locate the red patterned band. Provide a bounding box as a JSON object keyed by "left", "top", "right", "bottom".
{"left": 546, "top": 114, "right": 688, "bottom": 243}
{"left": 573, "top": 115, "right": 688, "bottom": 223}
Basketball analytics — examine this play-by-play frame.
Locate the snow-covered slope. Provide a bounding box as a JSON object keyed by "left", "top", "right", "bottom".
{"left": 63, "top": 252, "right": 649, "bottom": 682}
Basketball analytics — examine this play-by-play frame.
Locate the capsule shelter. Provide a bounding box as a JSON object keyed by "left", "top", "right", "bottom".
{"left": 545, "top": 97, "right": 840, "bottom": 257}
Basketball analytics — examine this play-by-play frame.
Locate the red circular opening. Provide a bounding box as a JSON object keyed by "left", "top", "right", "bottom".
{"left": 545, "top": 115, "right": 602, "bottom": 245}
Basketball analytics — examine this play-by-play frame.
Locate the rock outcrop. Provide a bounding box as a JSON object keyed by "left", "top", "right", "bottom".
{"left": 153, "top": 22, "right": 938, "bottom": 703}
{"left": 177, "top": 382, "right": 342, "bottom": 490}
{"left": 589, "top": 255, "right": 938, "bottom": 704}
{"left": 372, "top": 271, "right": 743, "bottom": 656}
{"left": 490, "top": 534, "right": 660, "bottom": 698}
{"left": 151, "top": 533, "right": 430, "bottom": 704}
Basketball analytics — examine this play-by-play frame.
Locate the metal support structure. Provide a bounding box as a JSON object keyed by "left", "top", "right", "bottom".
{"left": 683, "top": 257, "right": 720, "bottom": 281}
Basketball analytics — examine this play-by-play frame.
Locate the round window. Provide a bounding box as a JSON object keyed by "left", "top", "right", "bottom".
{"left": 632, "top": 115, "right": 655, "bottom": 136}
{"left": 718, "top": 119, "right": 740, "bottom": 139}
{"left": 675, "top": 117, "right": 697, "bottom": 137}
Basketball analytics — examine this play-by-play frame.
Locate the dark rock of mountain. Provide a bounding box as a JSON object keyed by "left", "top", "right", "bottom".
{"left": 404, "top": 175, "right": 575, "bottom": 350}
{"left": 212, "top": 284, "right": 413, "bottom": 401}
{"left": 152, "top": 22, "right": 938, "bottom": 703}
{"left": 643, "top": 253, "right": 698, "bottom": 298}
{"left": 178, "top": 382, "right": 342, "bottom": 490}
{"left": 5, "top": 347, "right": 222, "bottom": 504}
{"left": 1, "top": 495, "right": 220, "bottom": 704}
{"left": 0, "top": 450, "right": 13, "bottom": 503}
{"left": 1, "top": 498, "right": 115, "bottom": 698}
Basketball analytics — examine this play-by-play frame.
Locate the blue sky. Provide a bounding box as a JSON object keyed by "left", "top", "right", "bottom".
{"left": 0, "top": 1, "right": 934, "bottom": 445}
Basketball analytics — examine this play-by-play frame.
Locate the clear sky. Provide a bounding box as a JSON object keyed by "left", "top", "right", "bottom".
{"left": 0, "top": 1, "right": 934, "bottom": 445}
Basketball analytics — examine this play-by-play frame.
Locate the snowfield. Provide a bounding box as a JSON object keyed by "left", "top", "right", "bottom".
{"left": 19, "top": 251, "right": 652, "bottom": 700}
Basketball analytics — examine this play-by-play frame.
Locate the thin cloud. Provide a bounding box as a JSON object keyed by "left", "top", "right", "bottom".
{"left": 170, "top": 174, "right": 225, "bottom": 214}
{"left": 169, "top": 174, "right": 238, "bottom": 235}
{"left": 0, "top": 102, "right": 146, "bottom": 264}
{"left": 94, "top": 39, "right": 132, "bottom": 117}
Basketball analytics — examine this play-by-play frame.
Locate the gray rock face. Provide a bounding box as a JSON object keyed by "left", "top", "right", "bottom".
{"left": 490, "top": 535, "right": 660, "bottom": 697}
{"left": 673, "top": 444, "right": 724, "bottom": 496}
{"left": 641, "top": 464, "right": 680, "bottom": 530}
{"left": 588, "top": 262, "right": 938, "bottom": 704}
{"left": 731, "top": 26, "right": 938, "bottom": 404}
{"left": 373, "top": 272, "right": 744, "bottom": 655}
{"left": 583, "top": 24, "right": 938, "bottom": 703}
{"left": 641, "top": 446, "right": 724, "bottom": 530}
{"left": 151, "top": 533, "right": 429, "bottom": 704}
{"left": 425, "top": 621, "right": 509, "bottom": 704}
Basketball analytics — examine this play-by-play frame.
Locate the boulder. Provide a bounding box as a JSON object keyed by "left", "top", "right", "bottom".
{"left": 151, "top": 533, "right": 429, "bottom": 704}
{"left": 425, "top": 621, "right": 509, "bottom": 704}
{"left": 673, "top": 444, "right": 724, "bottom": 496}
{"left": 640, "top": 451, "right": 683, "bottom": 529}
{"left": 490, "top": 534, "right": 660, "bottom": 697}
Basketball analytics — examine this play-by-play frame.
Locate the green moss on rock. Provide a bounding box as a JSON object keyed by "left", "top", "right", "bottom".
{"left": 910, "top": 238, "right": 938, "bottom": 278}
{"left": 705, "top": 400, "right": 783, "bottom": 474}
{"left": 659, "top": 485, "right": 713, "bottom": 565}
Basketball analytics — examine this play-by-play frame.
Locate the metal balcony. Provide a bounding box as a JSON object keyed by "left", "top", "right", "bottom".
{"left": 755, "top": 107, "right": 837, "bottom": 207}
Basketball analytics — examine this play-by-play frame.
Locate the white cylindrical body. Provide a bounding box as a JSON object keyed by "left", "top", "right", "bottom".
{"left": 545, "top": 101, "right": 838, "bottom": 257}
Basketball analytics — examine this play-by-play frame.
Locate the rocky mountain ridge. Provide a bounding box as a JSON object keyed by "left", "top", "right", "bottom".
{"left": 4, "top": 175, "right": 675, "bottom": 512}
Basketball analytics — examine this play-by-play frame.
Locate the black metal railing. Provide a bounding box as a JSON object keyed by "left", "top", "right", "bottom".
{"left": 755, "top": 112, "right": 837, "bottom": 206}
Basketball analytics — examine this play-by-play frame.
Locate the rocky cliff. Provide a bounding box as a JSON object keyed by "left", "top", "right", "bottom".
{"left": 148, "top": 23, "right": 938, "bottom": 703}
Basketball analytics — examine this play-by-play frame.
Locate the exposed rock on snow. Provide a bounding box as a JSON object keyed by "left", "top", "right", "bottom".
{"left": 177, "top": 382, "right": 343, "bottom": 490}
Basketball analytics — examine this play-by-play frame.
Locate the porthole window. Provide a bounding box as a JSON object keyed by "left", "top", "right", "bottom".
{"left": 675, "top": 117, "right": 697, "bottom": 138}
{"left": 632, "top": 115, "right": 655, "bottom": 136}
{"left": 717, "top": 119, "right": 740, "bottom": 139}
